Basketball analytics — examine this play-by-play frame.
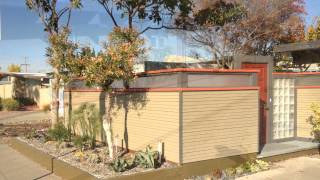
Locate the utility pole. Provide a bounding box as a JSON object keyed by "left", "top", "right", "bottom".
{"left": 20, "top": 57, "right": 30, "bottom": 73}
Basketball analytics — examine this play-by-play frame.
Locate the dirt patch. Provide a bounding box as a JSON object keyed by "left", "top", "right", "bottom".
{"left": 0, "top": 122, "right": 49, "bottom": 143}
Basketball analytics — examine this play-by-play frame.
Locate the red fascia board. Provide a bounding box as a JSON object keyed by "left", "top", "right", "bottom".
{"left": 296, "top": 86, "right": 320, "bottom": 89}
{"left": 137, "top": 68, "right": 260, "bottom": 75}
{"left": 64, "top": 87, "right": 259, "bottom": 93}
{"left": 273, "top": 72, "right": 320, "bottom": 75}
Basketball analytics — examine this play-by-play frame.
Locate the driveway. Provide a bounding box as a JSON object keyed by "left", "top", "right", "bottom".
{"left": 0, "top": 111, "right": 49, "bottom": 124}
{"left": 238, "top": 156, "right": 320, "bottom": 180}
{"left": 0, "top": 144, "right": 60, "bottom": 180}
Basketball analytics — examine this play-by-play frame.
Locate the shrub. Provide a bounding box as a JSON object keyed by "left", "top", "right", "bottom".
{"left": 2, "top": 98, "right": 20, "bottom": 111}
{"left": 134, "top": 145, "right": 160, "bottom": 169}
{"left": 71, "top": 103, "right": 101, "bottom": 149}
{"left": 235, "top": 160, "right": 269, "bottom": 174}
{"left": 15, "top": 97, "right": 36, "bottom": 106}
{"left": 110, "top": 157, "right": 131, "bottom": 172}
{"left": 72, "top": 135, "right": 90, "bottom": 151}
{"left": 47, "top": 122, "right": 69, "bottom": 143}
{"left": 25, "top": 128, "right": 37, "bottom": 139}
{"left": 42, "top": 104, "right": 51, "bottom": 113}
{"left": 307, "top": 103, "right": 320, "bottom": 141}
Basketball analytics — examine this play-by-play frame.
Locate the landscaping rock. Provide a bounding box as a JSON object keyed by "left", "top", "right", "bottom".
{"left": 59, "top": 142, "right": 73, "bottom": 149}
{"left": 74, "top": 151, "right": 85, "bottom": 162}
{"left": 45, "top": 141, "right": 56, "bottom": 145}
{"left": 87, "top": 153, "right": 102, "bottom": 164}
{"left": 21, "top": 137, "right": 176, "bottom": 179}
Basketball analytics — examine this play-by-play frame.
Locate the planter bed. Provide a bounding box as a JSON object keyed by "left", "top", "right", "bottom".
{"left": 13, "top": 136, "right": 175, "bottom": 179}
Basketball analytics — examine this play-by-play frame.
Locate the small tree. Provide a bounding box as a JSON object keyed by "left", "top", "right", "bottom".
{"left": 306, "top": 25, "right": 317, "bottom": 41}
{"left": 75, "top": 27, "right": 145, "bottom": 158}
{"left": 307, "top": 103, "right": 320, "bottom": 141}
{"left": 7, "top": 64, "right": 21, "bottom": 72}
{"left": 26, "top": 0, "right": 81, "bottom": 127}
{"left": 306, "top": 18, "right": 320, "bottom": 41}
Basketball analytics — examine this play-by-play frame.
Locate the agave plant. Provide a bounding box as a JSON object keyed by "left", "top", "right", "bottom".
{"left": 134, "top": 145, "right": 160, "bottom": 169}
{"left": 110, "top": 157, "right": 130, "bottom": 172}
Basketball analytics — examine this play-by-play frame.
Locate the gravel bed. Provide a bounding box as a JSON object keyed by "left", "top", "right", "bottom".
{"left": 19, "top": 136, "right": 175, "bottom": 179}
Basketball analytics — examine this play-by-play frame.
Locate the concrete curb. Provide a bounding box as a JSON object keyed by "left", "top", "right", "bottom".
{"left": 8, "top": 138, "right": 183, "bottom": 180}
{"left": 9, "top": 138, "right": 95, "bottom": 180}
{"left": 11, "top": 137, "right": 318, "bottom": 180}
{"left": 8, "top": 138, "right": 255, "bottom": 180}
{"left": 7, "top": 138, "right": 260, "bottom": 180}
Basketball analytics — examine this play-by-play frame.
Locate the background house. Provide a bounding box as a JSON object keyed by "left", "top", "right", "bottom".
{"left": 0, "top": 72, "right": 51, "bottom": 109}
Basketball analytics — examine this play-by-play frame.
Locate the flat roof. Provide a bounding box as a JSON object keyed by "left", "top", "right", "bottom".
{"left": 274, "top": 40, "right": 320, "bottom": 53}
{"left": 0, "top": 72, "right": 49, "bottom": 79}
{"left": 138, "top": 68, "right": 260, "bottom": 76}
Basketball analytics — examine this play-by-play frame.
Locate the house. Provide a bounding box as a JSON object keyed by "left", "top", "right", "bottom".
{"left": 0, "top": 72, "right": 51, "bottom": 109}
{"left": 63, "top": 52, "right": 320, "bottom": 175}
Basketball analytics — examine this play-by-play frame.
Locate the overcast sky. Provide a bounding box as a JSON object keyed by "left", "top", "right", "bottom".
{"left": 0, "top": 0, "right": 319, "bottom": 72}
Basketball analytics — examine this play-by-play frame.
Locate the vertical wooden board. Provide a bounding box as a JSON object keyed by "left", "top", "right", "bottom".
{"left": 111, "top": 92, "right": 180, "bottom": 163}
{"left": 297, "top": 89, "right": 320, "bottom": 138}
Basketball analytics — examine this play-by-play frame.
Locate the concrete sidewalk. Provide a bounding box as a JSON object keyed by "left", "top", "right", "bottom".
{"left": 238, "top": 156, "right": 320, "bottom": 180}
{"left": 0, "top": 144, "right": 60, "bottom": 180}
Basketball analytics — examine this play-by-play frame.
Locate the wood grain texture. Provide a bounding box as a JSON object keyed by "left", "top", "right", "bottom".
{"left": 182, "top": 90, "right": 259, "bottom": 163}
{"left": 297, "top": 89, "right": 320, "bottom": 138}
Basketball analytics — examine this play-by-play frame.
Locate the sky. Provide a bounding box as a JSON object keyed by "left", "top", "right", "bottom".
{"left": 0, "top": 0, "right": 319, "bottom": 73}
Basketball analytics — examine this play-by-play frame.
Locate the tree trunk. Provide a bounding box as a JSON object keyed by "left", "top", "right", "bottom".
{"left": 128, "top": 14, "right": 133, "bottom": 29}
{"left": 51, "top": 74, "right": 60, "bottom": 128}
{"left": 103, "top": 93, "right": 114, "bottom": 159}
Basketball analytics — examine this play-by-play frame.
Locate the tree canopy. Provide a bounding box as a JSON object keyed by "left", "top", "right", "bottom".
{"left": 175, "top": 0, "right": 306, "bottom": 68}
{"left": 75, "top": 27, "right": 145, "bottom": 90}
{"left": 7, "top": 64, "right": 22, "bottom": 72}
{"left": 306, "top": 18, "right": 320, "bottom": 41}
{"left": 96, "top": 0, "right": 193, "bottom": 34}
{"left": 26, "top": 0, "right": 82, "bottom": 34}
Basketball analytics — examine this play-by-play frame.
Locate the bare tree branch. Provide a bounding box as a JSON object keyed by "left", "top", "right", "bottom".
{"left": 97, "top": 0, "right": 119, "bottom": 27}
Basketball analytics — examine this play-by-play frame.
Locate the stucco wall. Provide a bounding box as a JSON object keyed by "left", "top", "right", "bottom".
{"left": 38, "top": 88, "right": 52, "bottom": 109}
{"left": 297, "top": 88, "right": 320, "bottom": 139}
{"left": 1, "top": 78, "right": 49, "bottom": 108}
{"left": 182, "top": 90, "right": 259, "bottom": 163}
{"left": 0, "top": 83, "right": 13, "bottom": 99}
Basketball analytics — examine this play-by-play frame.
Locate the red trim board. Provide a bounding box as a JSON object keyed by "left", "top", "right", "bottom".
{"left": 296, "top": 86, "right": 320, "bottom": 89}
{"left": 64, "top": 87, "right": 259, "bottom": 93}
{"left": 273, "top": 72, "right": 320, "bottom": 75}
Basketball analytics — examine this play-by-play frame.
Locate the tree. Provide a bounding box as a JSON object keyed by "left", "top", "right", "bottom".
{"left": 176, "top": 0, "right": 305, "bottom": 68}
{"left": 7, "top": 64, "right": 21, "bottom": 72}
{"left": 96, "top": 0, "right": 193, "bottom": 34}
{"left": 92, "top": 0, "right": 192, "bottom": 157}
{"left": 306, "top": 18, "right": 320, "bottom": 41}
{"left": 75, "top": 27, "right": 145, "bottom": 158}
{"left": 316, "top": 19, "right": 320, "bottom": 40}
{"left": 26, "top": 0, "right": 82, "bottom": 127}
{"left": 178, "top": 0, "right": 246, "bottom": 68}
